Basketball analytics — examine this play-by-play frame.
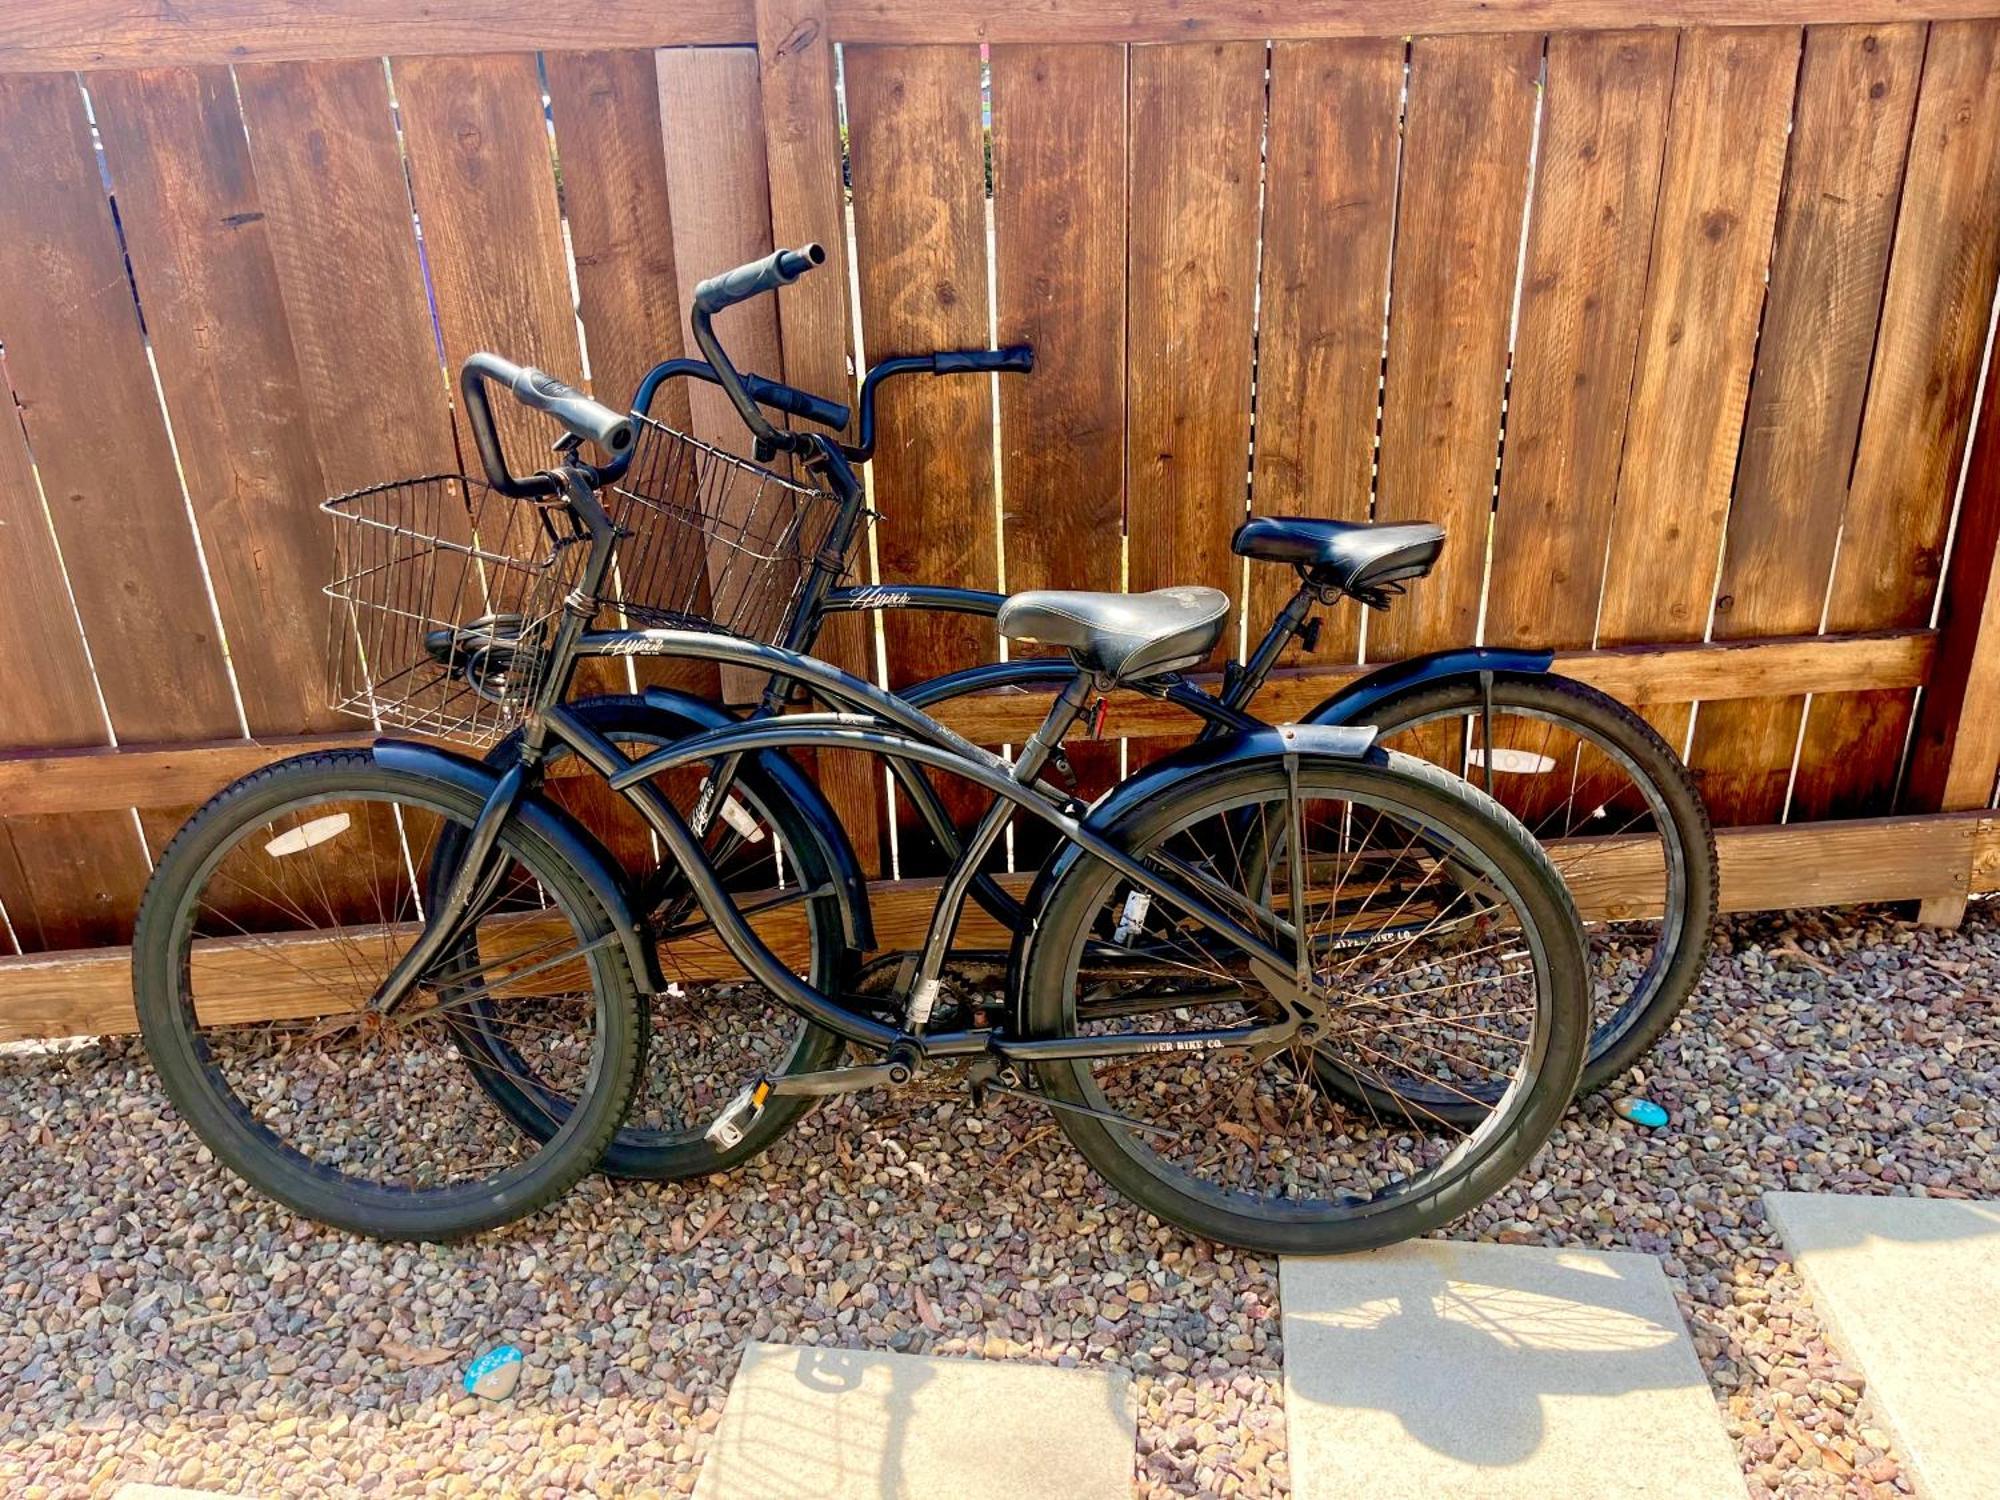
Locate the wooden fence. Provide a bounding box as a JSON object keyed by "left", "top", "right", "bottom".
{"left": 2, "top": 0, "right": 2000, "bottom": 1037}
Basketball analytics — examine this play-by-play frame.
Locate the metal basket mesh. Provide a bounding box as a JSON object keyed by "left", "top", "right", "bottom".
{"left": 322, "top": 474, "right": 585, "bottom": 745}
{"left": 596, "top": 414, "right": 851, "bottom": 643}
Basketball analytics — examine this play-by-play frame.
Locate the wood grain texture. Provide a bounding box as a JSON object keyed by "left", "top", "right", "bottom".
{"left": 1594, "top": 26, "right": 1800, "bottom": 650}
{"left": 396, "top": 54, "right": 584, "bottom": 473}
{"left": 545, "top": 48, "right": 719, "bottom": 702}
{"left": 1793, "top": 19, "right": 2000, "bottom": 820}
{"left": 236, "top": 59, "right": 459, "bottom": 490}
{"left": 0, "top": 631, "right": 1928, "bottom": 817}
{"left": 1125, "top": 41, "right": 1264, "bottom": 657}
{"left": 546, "top": 50, "right": 693, "bottom": 427}
{"left": 1905, "top": 305, "right": 2000, "bottom": 813}
{"left": 1686, "top": 23, "right": 1924, "bottom": 825}
{"left": 0, "top": 354, "right": 148, "bottom": 949}
{"left": 12, "top": 1, "right": 2000, "bottom": 70}
{"left": 90, "top": 66, "right": 340, "bottom": 739}
{"left": 990, "top": 43, "right": 1127, "bottom": 599}
{"left": 1370, "top": 32, "right": 1541, "bottom": 661}
{"left": 656, "top": 48, "right": 784, "bottom": 451}
{"left": 10, "top": 805, "right": 1988, "bottom": 1040}
{"left": 0, "top": 3, "right": 752, "bottom": 71}
{"left": 0, "top": 72, "right": 240, "bottom": 744}
{"left": 1249, "top": 37, "right": 1403, "bottom": 667}
{"left": 655, "top": 48, "right": 796, "bottom": 706}
{"left": 754, "top": 0, "right": 886, "bottom": 873}
{"left": 846, "top": 44, "right": 997, "bottom": 685}
{"left": 827, "top": 2, "right": 2000, "bottom": 45}
{"left": 1483, "top": 28, "right": 1676, "bottom": 651}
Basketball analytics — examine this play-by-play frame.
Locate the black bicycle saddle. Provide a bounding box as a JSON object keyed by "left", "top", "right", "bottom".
{"left": 1232, "top": 516, "right": 1445, "bottom": 602}
{"left": 995, "top": 586, "right": 1230, "bottom": 683}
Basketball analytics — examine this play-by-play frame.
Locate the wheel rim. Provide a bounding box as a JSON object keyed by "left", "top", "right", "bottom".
{"left": 1048, "top": 770, "right": 1560, "bottom": 1228}
{"left": 159, "top": 782, "right": 616, "bottom": 1210}
{"left": 454, "top": 735, "right": 832, "bottom": 1152}
{"left": 1368, "top": 700, "right": 1688, "bottom": 1079}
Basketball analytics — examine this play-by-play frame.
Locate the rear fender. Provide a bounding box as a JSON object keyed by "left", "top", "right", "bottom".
{"left": 373, "top": 738, "right": 667, "bottom": 994}
{"left": 1304, "top": 646, "right": 1553, "bottom": 727}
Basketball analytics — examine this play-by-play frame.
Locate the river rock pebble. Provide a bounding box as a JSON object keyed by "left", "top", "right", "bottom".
{"left": 2, "top": 901, "right": 1994, "bottom": 1496}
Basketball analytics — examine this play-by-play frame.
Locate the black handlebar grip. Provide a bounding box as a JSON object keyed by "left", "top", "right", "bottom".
{"left": 740, "top": 371, "right": 852, "bottom": 431}
{"left": 693, "top": 243, "right": 827, "bottom": 315}
{"left": 932, "top": 344, "right": 1036, "bottom": 377}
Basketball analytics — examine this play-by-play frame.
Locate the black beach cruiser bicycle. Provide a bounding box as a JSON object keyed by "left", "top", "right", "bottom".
{"left": 134, "top": 245, "right": 1597, "bottom": 1251}
{"left": 465, "top": 247, "right": 1716, "bottom": 1179}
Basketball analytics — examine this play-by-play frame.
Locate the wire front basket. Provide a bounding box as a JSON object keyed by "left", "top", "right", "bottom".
{"left": 323, "top": 475, "right": 585, "bottom": 746}
{"left": 599, "top": 414, "right": 853, "bottom": 644}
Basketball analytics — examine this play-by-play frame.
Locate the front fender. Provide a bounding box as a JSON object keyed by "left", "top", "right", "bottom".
{"left": 1305, "top": 646, "right": 1553, "bottom": 726}
{"left": 374, "top": 738, "right": 667, "bottom": 994}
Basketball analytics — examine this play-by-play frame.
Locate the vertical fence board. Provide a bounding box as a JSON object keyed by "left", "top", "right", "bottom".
{"left": 1126, "top": 41, "right": 1264, "bottom": 663}
{"left": 1483, "top": 29, "right": 1675, "bottom": 652}
{"left": 990, "top": 44, "right": 1126, "bottom": 601}
{"left": 846, "top": 43, "right": 995, "bottom": 862}
{"left": 394, "top": 52, "right": 648, "bottom": 720}
{"left": 0, "top": 374, "right": 147, "bottom": 950}
{"left": 1249, "top": 37, "right": 1403, "bottom": 667}
{"left": 990, "top": 42, "right": 1125, "bottom": 805}
{"left": 90, "top": 66, "right": 339, "bottom": 740}
{"left": 1793, "top": 18, "right": 2000, "bottom": 820}
{"left": 0, "top": 73, "right": 240, "bottom": 744}
{"left": 547, "top": 49, "right": 692, "bottom": 427}
{"left": 1905, "top": 307, "right": 2000, "bottom": 821}
{"left": 757, "top": 0, "right": 885, "bottom": 874}
{"left": 396, "top": 55, "right": 583, "bottom": 472}
{"left": 237, "top": 59, "right": 458, "bottom": 489}
{"left": 847, "top": 44, "right": 996, "bottom": 687}
{"left": 1370, "top": 33, "right": 1541, "bottom": 661}
{"left": 1686, "top": 23, "right": 1924, "bottom": 825}
{"left": 1592, "top": 26, "right": 1799, "bottom": 756}
{"left": 545, "top": 47, "right": 721, "bottom": 704}
{"left": 656, "top": 49, "right": 782, "bottom": 454}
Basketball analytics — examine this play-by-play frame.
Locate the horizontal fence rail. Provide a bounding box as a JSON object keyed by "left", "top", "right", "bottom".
{"left": 0, "top": 0, "right": 1998, "bottom": 1037}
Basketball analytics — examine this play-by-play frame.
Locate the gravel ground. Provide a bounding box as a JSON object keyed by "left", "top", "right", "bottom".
{"left": 2, "top": 900, "right": 1996, "bottom": 1498}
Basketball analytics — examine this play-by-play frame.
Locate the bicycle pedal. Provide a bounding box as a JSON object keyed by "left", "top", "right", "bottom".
{"left": 704, "top": 1080, "right": 771, "bottom": 1150}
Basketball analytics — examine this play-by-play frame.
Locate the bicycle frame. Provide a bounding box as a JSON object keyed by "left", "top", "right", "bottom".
{"left": 373, "top": 451, "right": 1350, "bottom": 1077}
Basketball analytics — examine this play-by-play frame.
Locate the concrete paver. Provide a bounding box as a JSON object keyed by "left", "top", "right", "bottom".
{"left": 1280, "top": 1239, "right": 1744, "bottom": 1499}
{"left": 1765, "top": 1192, "right": 2000, "bottom": 1499}
{"left": 692, "top": 1341, "right": 1137, "bottom": 1500}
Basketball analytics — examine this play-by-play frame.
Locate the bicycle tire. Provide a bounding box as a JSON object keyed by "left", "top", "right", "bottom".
{"left": 133, "top": 750, "right": 645, "bottom": 1241}
{"left": 1017, "top": 748, "right": 1590, "bottom": 1255}
{"left": 460, "top": 697, "right": 851, "bottom": 1178}
{"left": 1346, "top": 673, "right": 1716, "bottom": 1097}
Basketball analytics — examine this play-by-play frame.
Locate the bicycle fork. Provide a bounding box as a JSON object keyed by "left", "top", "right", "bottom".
{"left": 366, "top": 762, "right": 532, "bottom": 1016}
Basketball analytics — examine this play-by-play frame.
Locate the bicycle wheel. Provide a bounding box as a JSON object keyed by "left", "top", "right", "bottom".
{"left": 455, "top": 697, "right": 850, "bottom": 1178}
{"left": 1342, "top": 673, "right": 1716, "bottom": 1101}
{"left": 1018, "top": 749, "right": 1589, "bottom": 1255}
{"left": 133, "top": 750, "right": 645, "bottom": 1241}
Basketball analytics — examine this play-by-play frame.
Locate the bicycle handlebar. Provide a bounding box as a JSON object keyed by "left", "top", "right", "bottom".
{"left": 460, "top": 352, "right": 633, "bottom": 498}
{"left": 693, "top": 243, "right": 827, "bottom": 316}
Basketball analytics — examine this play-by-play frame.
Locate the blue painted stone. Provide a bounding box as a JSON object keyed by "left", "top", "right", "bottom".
{"left": 1615, "top": 1097, "right": 1670, "bottom": 1129}
{"left": 465, "top": 1344, "right": 525, "bottom": 1399}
